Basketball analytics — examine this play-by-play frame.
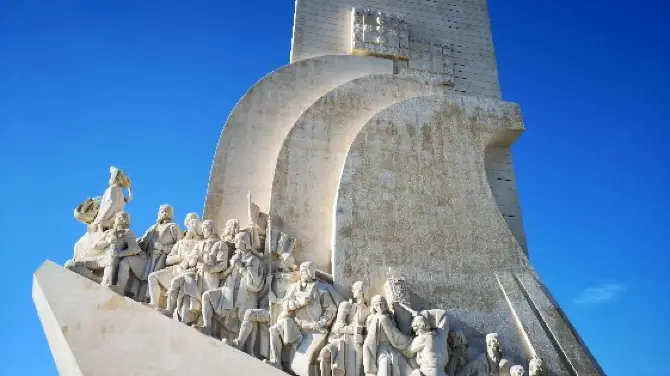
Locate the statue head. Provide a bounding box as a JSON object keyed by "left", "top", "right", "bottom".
{"left": 411, "top": 315, "right": 430, "bottom": 335}
{"left": 351, "top": 280, "right": 365, "bottom": 301}
{"left": 510, "top": 365, "right": 526, "bottom": 376}
{"left": 184, "top": 213, "right": 201, "bottom": 235}
{"left": 157, "top": 204, "right": 174, "bottom": 223}
{"left": 529, "top": 358, "right": 544, "bottom": 376}
{"left": 486, "top": 333, "right": 502, "bottom": 363}
{"left": 234, "top": 231, "right": 251, "bottom": 251}
{"left": 222, "top": 219, "right": 240, "bottom": 241}
{"left": 448, "top": 329, "right": 468, "bottom": 348}
{"left": 370, "top": 295, "right": 389, "bottom": 315}
{"left": 201, "top": 220, "right": 216, "bottom": 238}
{"left": 299, "top": 261, "right": 316, "bottom": 283}
{"left": 113, "top": 211, "right": 130, "bottom": 229}
{"left": 109, "top": 166, "right": 131, "bottom": 188}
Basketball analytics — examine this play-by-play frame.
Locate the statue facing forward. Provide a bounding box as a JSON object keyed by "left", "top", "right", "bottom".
{"left": 456, "top": 333, "right": 511, "bottom": 376}
{"left": 363, "top": 295, "right": 412, "bottom": 376}
{"left": 446, "top": 330, "right": 468, "bottom": 376}
{"left": 319, "top": 280, "right": 369, "bottom": 376}
{"left": 147, "top": 213, "right": 202, "bottom": 312}
{"left": 66, "top": 211, "right": 142, "bottom": 294}
{"left": 137, "top": 204, "right": 182, "bottom": 301}
{"left": 170, "top": 219, "right": 228, "bottom": 325}
{"left": 268, "top": 261, "right": 339, "bottom": 371}
{"left": 404, "top": 315, "right": 449, "bottom": 376}
{"left": 231, "top": 252, "right": 298, "bottom": 357}
{"left": 201, "top": 230, "right": 264, "bottom": 340}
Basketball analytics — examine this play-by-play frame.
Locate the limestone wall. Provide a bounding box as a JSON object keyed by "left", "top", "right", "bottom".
{"left": 204, "top": 55, "right": 392, "bottom": 230}
{"left": 270, "top": 74, "right": 442, "bottom": 271}
{"left": 333, "top": 94, "right": 526, "bottom": 293}
{"left": 331, "top": 94, "right": 584, "bottom": 373}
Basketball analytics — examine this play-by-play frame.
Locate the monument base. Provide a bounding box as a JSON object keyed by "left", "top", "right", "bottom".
{"left": 32, "top": 260, "right": 285, "bottom": 376}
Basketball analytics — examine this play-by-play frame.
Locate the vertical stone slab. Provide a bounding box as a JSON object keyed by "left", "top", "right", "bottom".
{"left": 516, "top": 271, "right": 606, "bottom": 375}
{"left": 496, "top": 272, "right": 572, "bottom": 376}
{"left": 205, "top": 55, "right": 392, "bottom": 230}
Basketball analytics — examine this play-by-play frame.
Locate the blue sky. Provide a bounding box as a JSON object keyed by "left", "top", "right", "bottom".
{"left": 1, "top": 0, "right": 668, "bottom": 375}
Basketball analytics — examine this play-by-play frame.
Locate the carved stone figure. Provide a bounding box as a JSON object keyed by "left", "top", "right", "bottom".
{"left": 446, "top": 330, "right": 468, "bottom": 376}
{"left": 147, "top": 213, "right": 202, "bottom": 311}
{"left": 319, "top": 280, "right": 369, "bottom": 376}
{"left": 137, "top": 204, "right": 182, "bottom": 300}
{"left": 171, "top": 219, "right": 227, "bottom": 325}
{"left": 71, "top": 166, "right": 132, "bottom": 273}
{"left": 196, "top": 220, "right": 230, "bottom": 291}
{"left": 96, "top": 212, "right": 142, "bottom": 289}
{"left": 231, "top": 252, "right": 298, "bottom": 355}
{"left": 66, "top": 211, "right": 140, "bottom": 287}
{"left": 221, "top": 218, "right": 240, "bottom": 245}
{"left": 268, "top": 261, "right": 339, "bottom": 370}
{"left": 403, "top": 315, "right": 448, "bottom": 376}
{"left": 456, "top": 333, "right": 511, "bottom": 376}
{"left": 201, "top": 231, "right": 264, "bottom": 339}
{"left": 91, "top": 166, "right": 132, "bottom": 232}
{"left": 510, "top": 365, "right": 525, "bottom": 376}
{"left": 363, "top": 295, "right": 412, "bottom": 376}
{"left": 528, "top": 358, "right": 543, "bottom": 376}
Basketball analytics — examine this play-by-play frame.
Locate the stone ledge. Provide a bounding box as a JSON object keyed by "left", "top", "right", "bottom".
{"left": 32, "top": 260, "right": 286, "bottom": 376}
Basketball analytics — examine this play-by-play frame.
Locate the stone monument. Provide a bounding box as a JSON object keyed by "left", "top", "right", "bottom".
{"left": 33, "top": 1, "right": 604, "bottom": 375}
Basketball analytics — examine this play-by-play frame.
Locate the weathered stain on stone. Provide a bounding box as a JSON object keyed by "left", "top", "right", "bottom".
{"left": 99, "top": 293, "right": 126, "bottom": 311}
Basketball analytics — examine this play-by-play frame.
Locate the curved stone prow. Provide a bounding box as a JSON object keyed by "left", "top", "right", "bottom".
{"left": 32, "top": 260, "right": 286, "bottom": 376}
